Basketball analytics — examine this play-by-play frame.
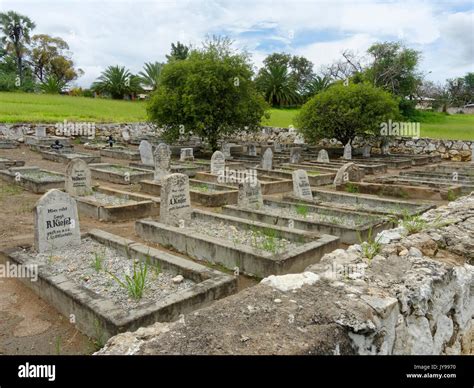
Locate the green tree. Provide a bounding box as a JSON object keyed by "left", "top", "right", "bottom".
{"left": 147, "top": 37, "right": 267, "bottom": 150}
{"left": 30, "top": 34, "right": 82, "bottom": 86}
{"left": 296, "top": 83, "right": 399, "bottom": 145}
{"left": 0, "top": 11, "right": 35, "bottom": 83}
{"left": 166, "top": 41, "right": 190, "bottom": 61}
{"left": 304, "top": 74, "right": 332, "bottom": 99}
{"left": 91, "top": 65, "right": 141, "bottom": 99}
{"left": 256, "top": 62, "right": 300, "bottom": 107}
{"left": 139, "top": 61, "right": 163, "bottom": 90}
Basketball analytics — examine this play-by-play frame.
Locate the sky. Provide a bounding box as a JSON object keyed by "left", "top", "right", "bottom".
{"left": 1, "top": 0, "right": 473, "bottom": 87}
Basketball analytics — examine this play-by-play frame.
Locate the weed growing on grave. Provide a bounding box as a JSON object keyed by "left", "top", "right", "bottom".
{"left": 192, "top": 183, "right": 209, "bottom": 192}
{"left": 295, "top": 203, "right": 309, "bottom": 218}
{"left": 92, "top": 319, "right": 106, "bottom": 350}
{"left": 109, "top": 259, "right": 148, "bottom": 300}
{"left": 345, "top": 183, "right": 359, "bottom": 193}
{"left": 249, "top": 226, "right": 284, "bottom": 254}
{"left": 91, "top": 249, "right": 105, "bottom": 273}
{"left": 358, "top": 228, "right": 382, "bottom": 261}
{"left": 390, "top": 210, "right": 428, "bottom": 235}
{"left": 447, "top": 189, "right": 458, "bottom": 201}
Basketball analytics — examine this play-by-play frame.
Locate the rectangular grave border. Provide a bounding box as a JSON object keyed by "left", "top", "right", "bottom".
{"left": 1, "top": 229, "right": 237, "bottom": 341}
{"left": 89, "top": 163, "right": 154, "bottom": 185}
{"left": 100, "top": 148, "right": 141, "bottom": 161}
{"left": 0, "top": 167, "right": 65, "bottom": 193}
{"left": 41, "top": 150, "right": 101, "bottom": 164}
{"left": 75, "top": 186, "right": 160, "bottom": 221}
{"left": 136, "top": 210, "right": 340, "bottom": 277}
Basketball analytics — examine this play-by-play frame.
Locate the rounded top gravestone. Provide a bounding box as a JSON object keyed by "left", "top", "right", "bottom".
{"left": 159, "top": 173, "right": 192, "bottom": 227}
{"left": 65, "top": 158, "right": 92, "bottom": 197}
{"left": 211, "top": 151, "right": 225, "bottom": 175}
{"left": 34, "top": 189, "right": 81, "bottom": 253}
{"left": 261, "top": 148, "right": 273, "bottom": 170}
{"left": 292, "top": 169, "right": 313, "bottom": 200}
{"left": 139, "top": 140, "right": 154, "bottom": 166}
{"left": 154, "top": 143, "right": 171, "bottom": 181}
{"left": 317, "top": 149, "right": 330, "bottom": 163}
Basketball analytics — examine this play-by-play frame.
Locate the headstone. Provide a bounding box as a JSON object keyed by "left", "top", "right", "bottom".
{"left": 343, "top": 143, "right": 352, "bottom": 160}
{"left": 294, "top": 134, "right": 305, "bottom": 144}
{"left": 238, "top": 178, "right": 263, "bottom": 209}
{"left": 381, "top": 144, "right": 390, "bottom": 155}
{"left": 65, "top": 159, "right": 92, "bottom": 197}
{"left": 121, "top": 129, "right": 131, "bottom": 142}
{"left": 154, "top": 143, "right": 171, "bottom": 181}
{"left": 317, "top": 149, "right": 330, "bottom": 163}
{"left": 211, "top": 151, "right": 225, "bottom": 175}
{"left": 34, "top": 189, "right": 81, "bottom": 253}
{"left": 292, "top": 169, "right": 313, "bottom": 200}
{"left": 333, "top": 162, "right": 364, "bottom": 186}
{"left": 290, "top": 147, "right": 302, "bottom": 164}
{"left": 222, "top": 143, "right": 232, "bottom": 160}
{"left": 139, "top": 140, "right": 154, "bottom": 166}
{"left": 362, "top": 145, "right": 371, "bottom": 158}
{"left": 180, "top": 148, "right": 194, "bottom": 162}
{"left": 261, "top": 148, "right": 273, "bottom": 170}
{"left": 159, "top": 173, "right": 192, "bottom": 226}
{"left": 35, "top": 126, "right": 46, "bottom": 138}
{"left": 248, "top": 144, "right": 257, "bottom": 156}
{"left": 471, "top": 143, "right": 474, "bottom": 164}
{"left": 274, "top": 142, "right": 282, "bottom": 153}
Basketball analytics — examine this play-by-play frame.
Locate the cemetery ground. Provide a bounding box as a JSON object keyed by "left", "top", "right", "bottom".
{"left": 0, "top": 141, "right": 472, "bottom": 356}
{"left": 1, "top": 92, "right": 473, "bottom": 140}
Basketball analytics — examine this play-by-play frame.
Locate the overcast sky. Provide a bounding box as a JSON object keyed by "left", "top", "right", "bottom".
{"left": 1, "top": 0, "right": 473, "bottom": 87}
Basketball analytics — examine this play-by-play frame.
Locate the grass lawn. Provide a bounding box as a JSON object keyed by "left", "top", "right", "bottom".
{"left": 0, "top": 92, "right": 472, "bottom": 140}
{"left": 0, "top": 92, "right": 147, "bottom": 123}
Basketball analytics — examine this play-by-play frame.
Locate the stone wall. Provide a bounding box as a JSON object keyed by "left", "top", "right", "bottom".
{"left": 97, "top": 194, "right": 474, "bottom": 355}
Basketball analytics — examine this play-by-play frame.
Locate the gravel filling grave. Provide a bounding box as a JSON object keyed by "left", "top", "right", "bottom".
{"left": 80, "top": 192, "right": 137, "bottom": 206}
{"left": 102, "top": 166, "right": 143, "bottom": 175}
{"left": 18, "top": 237, "right": 195, "bottom": 311}
{"left": 317, "top": 200, "right": 409, "bottom": 215}
{"left": 188, "top": 219, "right": 301, "bottom": 254}
{"left": 22, "top": 171, "right": 64, "bottom": 182}
{"left": 261, "top": 204, "right": 368, "bottom": 227}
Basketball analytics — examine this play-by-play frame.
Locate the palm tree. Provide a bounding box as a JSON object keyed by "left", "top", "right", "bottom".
{"left": 91, "top": 65, "right": 141, "bottom": 99}
{"left": 0, "top": 11, "right": 36, "bottom": 83}
{"left": 138, "top": 61, "right": 163, "bottom": 90}
{"left": 304, "top": 75, "right": 332, "bottom": 99}
{"left": 256, "top": 63, "right": 300, "bottom": 107}
{"left": 166, "top": 41, "right": 189, "bottom": 62}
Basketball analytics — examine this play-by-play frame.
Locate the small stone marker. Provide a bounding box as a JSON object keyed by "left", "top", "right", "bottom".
{"left": 290, "top": 147, "right": 302, "bottom": 164}
{"left": 222, "top": 143, "right": 232, "bottom": 159}
{"left": 34, "top": 189, "right": 81, "bottom": 253}
{"left": 211, "top": 150, "right": 225, "bottom": 175}
{"left": 248, "top": 144, "right": 257, "bottom": 156}
{"left": 154, "top": 143, "right": 171, "bottom": 181}
{"left": 362, "top": 145, "right": 371, "bottom": 158}
{"left": 317, "top": 149, "right": 330, "bottom": 163}
{"left": 35, "top": 126, "right": 46, "bottom": 138}
{"left": 294, "top": 134, "right": 305, "bottom": 144}
{"left": 65, "top": 159, "right": 92, "bottom": 197}
{"left": 139, "top": 140, "right": 154, "bottom": 166}
{"left": 261, "top": 148, "right": 273, "bottom": 170}
{"left": 333, "top": 162, "right": 364, "bottom": 186}
{"left": 121, "top": 129, "right": 131, "bottom": 142}
{"left": 159, "top": 173, "right": 192, "bottom": 226}
{"left": 292, "top": 169, "right": 313, "bottom": 200}
{"left": 471, "top": 143, "right": 474, "bottom": 164}
{"left": 180, "top": 148, "right": 194, "bottom": 162}
{"left": 343, "top": 142, "right": 352, "bottom": 160}
{"left": 381, "top": 144, "right": 390, "bottom": 155}
{"left": 238, "top": 177, "right": 263, "bottom": 209}
{"left": 274, "top": 142, "right": 282, "bottom": 153}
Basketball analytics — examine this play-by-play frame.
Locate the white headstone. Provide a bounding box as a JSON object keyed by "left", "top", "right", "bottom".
{"left": 292, "top": 169, "right": 313, "bottom": 200}
{"left": 238, "top": 178, "right": 263, "bottom": 209}
{"left": 261, "top": 148, "right": 273, "bottom": 170}
{"left": 159, "top": 173, "right": 192, "bottom": 226}
{"left": 343, "top": 143, "right": 352, "bottom": 160}
{"left": 222, "top": 143, "right": 232, "bottom": 159}
{"left": 65, "top": 159, "right": 92, "bottom": 197}
{"left": 317, "top": 149, "right": 330, "bottom": 163}
{"left": 294, "top": 134, "right": 305, "bottom": 144}
{"left": 381, "top": 144, "right": 390, "bottom": 155}
{"left": 248, "top": 144, "right": 257, "bottom": 156}
{"left": 180, "top": 148, "right": 194, "bottom": 162}
{"left": 471, "top": 143, "right": 474, "bottom": 164}
{"left": 139, "top": 140, "right": 154, "bottom": 166}
{"left": 35, "top": 126, "right": 46, "bottom": 138}
{"left": 211, "top": 151, "right": 225, "bottom": 175}
{"left": 333, "top": 162, "right": 364, "bottom": 186}
{"left": 121, "top": 129, "right": 131, "bottom": 142}
{"left": 34, "top": 189, "right": 81, "bottom": 253}
{"left": 274, "top": 142, "right": 282, "bottom": 153}
{"left": 154, "top": 143, "right": 171, "bottom": 181}
{"left": 290, "top": 147, "right": 302, "bottom": 164}
{"left": 362, "top": 145, "right": 371, "bottom": 158}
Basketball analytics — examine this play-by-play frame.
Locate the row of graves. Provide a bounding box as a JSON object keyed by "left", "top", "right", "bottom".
{"left": 2, "top": 132, "right": 473, "bottom": 345}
